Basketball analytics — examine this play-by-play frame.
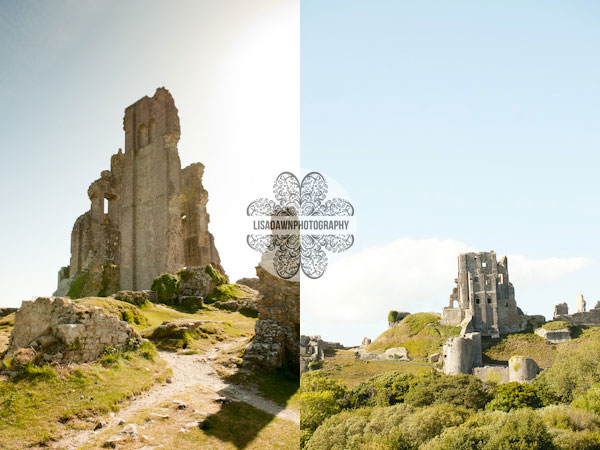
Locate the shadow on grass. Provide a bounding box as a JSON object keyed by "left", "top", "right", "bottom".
{"left": 200, "top": 401, "right": 280, "bottom": 449}
{"left": 201, "top": 362, "right": 298, "bottom": 448}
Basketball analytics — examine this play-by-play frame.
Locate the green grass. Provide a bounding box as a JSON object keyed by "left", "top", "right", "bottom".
{"left": 205, "top": 283, "right": 254, "bottom": 304}
{"left": 542, "top": 320, "right": 572, "bottom": 331}
{"left": 318, "top": 349, "right": 434, "bottom": 388}
{"left": 143, "top": 319, "right": 243, "bottom": 351}
{"left": 483, "top": 326, "right": 600, "bottom": 369}
{"left": 366, "top": 313, "right": 460, "bottom": 359}
{"left": 0, "top": 346, "right": 169, "bottom": 449}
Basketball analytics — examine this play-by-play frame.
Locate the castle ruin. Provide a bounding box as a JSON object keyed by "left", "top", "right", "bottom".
{"left": 441, "top": 251, "right": 528, "bottom": 338}
{"left": 55, "top": 88, "right": 223, "bottom": 296}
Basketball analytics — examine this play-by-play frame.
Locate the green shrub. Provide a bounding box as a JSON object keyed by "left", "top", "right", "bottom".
{"left": 484, "top": 408, "right": 555, "bottom": 450}
{"left": 388, "top": 310, "right": 399, "bottom": 323}
{"left": 304, "top": 407, "right": 373, "bottom": 450}
{"left": 551, "top": 430, "right": 600, "bottom": 450}
{"left": 533, "top": 339, "right": 600, "bottom": 403}
{"left": 487, "top": 382, "right": 542, "bottom": 412}
{"left": 151, "top": 273, "right": 180, "bottom": 303}
{"left": 14, "top": 364, "right": 57, "bottom": 382}
{"left": 308, "top": 360, "right": 322, "bottom": 370}
{"left": 349, "top": 371, "right": 418, "bottom": 408}
{"left": 404, "top": 373, "right": 491, "bottom": 410}
{"left": 301, "top": 371, "right": 348, "bottom": 399}
{"left": 120, "top": 310, "right": 134, "bottom": 324}
{"left": 573, "top": 384, "right": 600, "bottom": 415}
{"left": 540, "top": 405, "right": 600, "bottom": 432}
{"left": 205, "top": 264, "right": 227, "bottom": 286}
{"left": 300, "top": 390, "right": 343, "bottom": 445}
{"left": 401, "top": 403, "right": 472, "bottom": 446}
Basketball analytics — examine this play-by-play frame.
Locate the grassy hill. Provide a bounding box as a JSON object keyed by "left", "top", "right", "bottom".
{"left": 0, "top": 295, "right": 261, "bottom": 449}
{"left": 366, "top": 312, "right": 461, "bottom": 360}
{"left": 484, "top": 326, "right": 600, "bottom": 369}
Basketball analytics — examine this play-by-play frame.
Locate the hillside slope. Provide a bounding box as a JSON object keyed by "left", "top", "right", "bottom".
{"left": 366, "top": 313, "right": 461, "bottom": 359}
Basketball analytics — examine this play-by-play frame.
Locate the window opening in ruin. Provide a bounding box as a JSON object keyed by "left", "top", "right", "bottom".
{"left": 482, "top": 261, "right": 487, "bottom": 268}
{"left": 505, "top": 302, "right": 508, "bottom": 307}
{"left": 487, "top": 297, "right": 491, "bottom": 304}
{"left": 103, "top": 197, "right": 108, "bottom": 215}
{"left": 475, "top": 298, "right": 480, "bottom": 304}
{"left": 473, "top": 276, "right": 478, "bottom": 282}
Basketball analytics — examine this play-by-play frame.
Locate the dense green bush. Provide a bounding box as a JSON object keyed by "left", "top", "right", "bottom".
{"left": 533, "top": 339, "right": 600, "bottom": 404}
{"left": 300, "top": 391, "right": 343, "bottom": 447}
{"left": 305, "top": 403, "right": 470, "bottom": 450}
{"left": 151, "top": 272, "right": 180, "bottom": 303}
{"left": 487, "top": 382, "right": 542, "bottom": 412}
{"left": 388, "top": 310, "right": 399, "bottom": 323}
{"left": 404, "top": 373, "right": 491, "bottom": 410}
{"left": 349, "top": 371, "right": 417, "bottom": 408}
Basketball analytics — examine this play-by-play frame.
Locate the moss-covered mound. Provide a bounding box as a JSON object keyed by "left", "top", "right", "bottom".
{"left": 542, "top": 320, "right": 572, "bottom": 331}
{"left": 366, "top": 313, "right": 460, "bottom": 359}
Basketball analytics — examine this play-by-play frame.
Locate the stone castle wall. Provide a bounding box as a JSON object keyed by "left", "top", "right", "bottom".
{"left": 441, "top": 251, "right": 527, "bottom": 337}
{"left": 244, "top": 266, "right": 300, "bottom": 372}
{"left": 56, "top": 88, "right": 222, "bottom": 296}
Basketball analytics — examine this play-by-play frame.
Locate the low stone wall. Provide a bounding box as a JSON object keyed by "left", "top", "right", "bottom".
{"left": 6, "top": 297, "right": 138, "bottom": 364}
{"left": 473, "top": 365, "right": 510, "bottom": 384}
{"left": 555, "top": 309, "right": 600, "bottom": 327}
{"left": 534, "top": 327, "right": 571, "bottom": 343}
{"left": 244, "top": 266, "right": 299, "bottom": 372}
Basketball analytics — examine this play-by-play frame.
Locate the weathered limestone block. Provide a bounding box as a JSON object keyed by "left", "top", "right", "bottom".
{"left": 114, "top": 290, "right": 149, "bottom": 307}
{"left": 509, "top": 356, "right": 538, "bottom": 383}
{"left": 384, "top": 347, "right": 409, "bottom": 360}
{"left": 6, "top": 297, "right": 138, "bottom": 364}
{"left": 56, "top": 324, "right": 86, "bottom": 346}
{"left": 361, "top": 337, "right": 371, "bottom": 347}
{"left": 534, "top": 327, "right": 571, "bottom": 343}
{"left": 178, "top": 266, "right": 215, "bottom": 298}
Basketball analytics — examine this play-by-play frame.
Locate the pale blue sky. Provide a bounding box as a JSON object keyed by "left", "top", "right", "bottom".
{"left": 300, "top": 1, "right": 600, "bottom": 344}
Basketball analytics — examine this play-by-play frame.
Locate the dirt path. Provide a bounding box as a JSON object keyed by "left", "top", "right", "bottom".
{"left": 52, "top": 340, "right": 299, "bottom": 450}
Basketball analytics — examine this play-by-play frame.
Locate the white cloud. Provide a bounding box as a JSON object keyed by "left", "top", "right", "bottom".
{"left": 302, "top": 238, "right": 593, "bottom": 328}
{"left": 507, "top": 255, "right": 592, "bottom": 284}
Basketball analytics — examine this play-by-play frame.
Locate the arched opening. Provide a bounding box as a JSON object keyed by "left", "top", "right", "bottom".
{"left": 475, "top": 297, "right": 480, "bottom": 305}
{"left": 138, "top": 124, "right": 148, "bottom": 148}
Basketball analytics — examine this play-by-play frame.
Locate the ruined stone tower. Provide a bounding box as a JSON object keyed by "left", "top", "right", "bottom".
{"left": 56, "top": 88, "right": 223, "bottom": 296}
{"left": 441, "top": 251, "right": 526, "bottom": 337}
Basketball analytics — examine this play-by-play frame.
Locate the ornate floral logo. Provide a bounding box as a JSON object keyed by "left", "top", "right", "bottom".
{"left": 247, "top": 172, "right": 354, "bottom": 279}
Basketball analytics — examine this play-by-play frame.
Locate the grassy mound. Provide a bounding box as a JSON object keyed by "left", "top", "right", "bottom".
{"left": 367, "top": 313, "right": 460, "bottom": 359}
{"left": 542, "top": 320, "right": 572, "bottom": 331}
{"left": 144, "top": 319, "right": 240, "bottom": 351}
{"left": 0, "top": 344, "right": 169, "bottom": 449}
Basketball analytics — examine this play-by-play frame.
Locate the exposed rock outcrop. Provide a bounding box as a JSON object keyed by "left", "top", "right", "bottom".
{"left": 5, "top": 297, "right": 138, "bottom": 364}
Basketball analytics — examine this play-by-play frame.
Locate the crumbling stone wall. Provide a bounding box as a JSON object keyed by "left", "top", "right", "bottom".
{"left": 441, "top": 252, "right": 528, "bottom": 337}
{"left": 553, "top": 294, "right": 600, "bottom": 326}
{"left": 55, "top": 88, "right": 222, "bottom": 297}
{"left": 6, "top": 297, "right": 138, "bottom": 363}
{"left": 244, "top": 266, "right": 300, "bottom": 372}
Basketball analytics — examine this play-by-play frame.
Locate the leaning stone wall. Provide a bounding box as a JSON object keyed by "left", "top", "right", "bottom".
{"left": 6, "top": 297, "right": 138, "bottom": 364}
{"left": 244, "top": 266, "right": 300, "bottom": 372}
